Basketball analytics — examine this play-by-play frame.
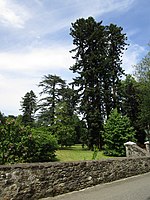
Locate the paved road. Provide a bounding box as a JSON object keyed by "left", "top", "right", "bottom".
{"left": 41, "top": 172, "right": 150, "bottom": 200}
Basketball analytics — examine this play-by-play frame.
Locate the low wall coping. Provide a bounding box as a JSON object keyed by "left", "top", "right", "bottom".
{"left": 124, "top": 141, "right": 136, "bottom": 146}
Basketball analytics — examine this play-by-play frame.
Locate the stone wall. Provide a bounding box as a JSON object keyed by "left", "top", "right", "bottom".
{"left": 1, "top": 157, "right": 150, "bottom": 200}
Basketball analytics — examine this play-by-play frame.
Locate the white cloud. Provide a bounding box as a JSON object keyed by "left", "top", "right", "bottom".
{"left": 0, "top": 0, "right": 30, "bottom": 28}
{"left": 0, "top": 46, "right": 74, "bottom": 116}
{"left": 0, "top": 45, "right": 74, "bottom": 74}
{"left": 122, "top": 43, "right": 147, "bottom": 74}
{"left": 0, "top": 75, "right": 40, "bottom": 116}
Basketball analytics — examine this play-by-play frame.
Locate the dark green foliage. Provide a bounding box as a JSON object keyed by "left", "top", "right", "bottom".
{"left": 103, "top": 109, "right": 136, "bottom": 156}
{"left": 133, "top": 48, "right": 150, "bottom": 142}
{"left": 77, "top": 120, "right": 88, "bottom": 146}
{"left": 121, "top": 75, "right": 139, "bottom": 122}
{"left": 20, "top": 90, "right": 37, "bottom": 126}
{"left": 120, "top": 75, "right": 144, "bottom": 143}
{"left": 139, "top": 80, "right": 150, "bottom": 126}
{"left": 137, "top": 79, "right": 150, "bottom": 143}
{"left": 61, "top": 84, "right": 78, "bottom": 116}
{"left": 38, "top": 74, "right": 66, "bottom": 126}
{"left": 60, "top": 85, "right": 86, "bottom": 145}
{"left": 0, "top": 112, "right": 5, "bottom": 124}
{"left": 38, "top": 74, "right": 81, "bottom": 147}
{"left": 0, "top": 118, "right": 35, "bottom": 164}
{"left": 70, "top": 17, "right": 127, "bottom": 149}
{"left": 52, "top": 102, "right": 78, "bottom": 147}
{"left": 31, "top": 127, "right": 58, "bottom": 162}
{"left": 0, "top": 118, "right": 58, "bottom": 164}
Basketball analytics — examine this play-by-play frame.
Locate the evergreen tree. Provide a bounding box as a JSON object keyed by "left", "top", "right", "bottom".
{"left": 61, "top": 84, "right": 78, "bottom": 116}
{"left": 20, "top": 90, "right": 37, "bottom": 126}
{"left": 38, "top": 74, "right": 66, "bottom": 126}
{"left": 120, "top": 75, "right": 143, "bottom": 143}
{"left": 70, "top": 17, "right": 127, "bottom": 149}
{"left": 103, "top": 108, "right": 136, "bottom": 156}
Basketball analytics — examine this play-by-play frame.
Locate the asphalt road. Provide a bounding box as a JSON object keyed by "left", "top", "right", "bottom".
{"left": 41, "top": 172, "right": 150, "bottom": 200}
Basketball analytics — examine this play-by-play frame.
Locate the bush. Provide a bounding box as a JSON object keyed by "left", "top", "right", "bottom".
{"left": 0, "top": 118, "right": 34, "bottom": 164}
{"left": 0, "top": 119, "right": 58, "bottom": 164}
{"left": 31, "top": 127, "right": 58, "bottom": 162}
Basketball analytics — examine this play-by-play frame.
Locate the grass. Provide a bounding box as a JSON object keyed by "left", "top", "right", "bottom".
{"left": 55, "top": 144, "right": 111, "bottom": 162}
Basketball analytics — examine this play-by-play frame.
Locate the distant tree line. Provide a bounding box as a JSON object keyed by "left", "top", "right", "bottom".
{"left": 0, "top": 17, "right": 150, "bottom": 163}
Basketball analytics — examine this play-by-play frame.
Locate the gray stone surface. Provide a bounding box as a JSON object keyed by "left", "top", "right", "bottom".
{"left": 145, "top": 141, "right": 150, "bottom": 153}
{"left": 124, "top": 142, "right": 150, "bottom": 157}
{"left": 1, "top": 157, "right": 150, "bottom": 199}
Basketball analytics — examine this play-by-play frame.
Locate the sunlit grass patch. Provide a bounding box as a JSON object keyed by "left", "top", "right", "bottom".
{"left": 56, "top": 144, "right": 110, "bottom": 162}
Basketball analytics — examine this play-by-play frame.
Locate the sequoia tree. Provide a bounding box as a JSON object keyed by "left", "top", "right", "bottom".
{"left": 70, "top": 17, "right": 127, "bottom": 149}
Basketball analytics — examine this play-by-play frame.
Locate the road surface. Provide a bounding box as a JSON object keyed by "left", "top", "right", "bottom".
{"left": 41, "top": 172, "right": 150, "bottom": 200}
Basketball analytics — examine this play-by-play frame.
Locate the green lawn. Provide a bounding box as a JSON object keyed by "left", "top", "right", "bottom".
{"left": 55, "top": 144, "right": 110, "bottom": 162}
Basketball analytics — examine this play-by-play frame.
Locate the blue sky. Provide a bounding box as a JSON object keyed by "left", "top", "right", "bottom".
{"left": 0, "top": 0, "right": 149, "bottom": 116}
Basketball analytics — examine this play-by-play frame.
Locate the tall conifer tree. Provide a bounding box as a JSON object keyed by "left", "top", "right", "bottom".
{"left": 70, "top": 17, "right": 127, "bottom": 149}
{"left": 20, "top": 90, "right": 37, "bottom": 126}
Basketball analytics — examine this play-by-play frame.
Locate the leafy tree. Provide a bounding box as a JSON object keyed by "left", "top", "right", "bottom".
{"left": 0, "top": 118, "right": 58, "bottom": 164}
{"left": 134, "top": 49, "right": 150, "bottom": 82}
{"left": 0, "top": 118, "right": 35, "bottom": 164}
{"left": 134, "top": 47, "right": 150, "bottom": 141}
{"left": 20, "top": 90, "right": 37, "bottom": 126}
{"left": 52, "top": 102, "right": 78, "bottom": 147}
{"left": 38, "top": 74, "right": 81, "bottom": 147}
{"left": 103, "top": 108, "right": 136, "bottom": 156}
{"left": 51, "top": 84, "right": 84, "bottom": 146}
{"left": 31, "top": 127, "right": 58, "bottom": 162}
{"left": 38, "top": 74, "right": 65, "bottom": 126}
{"left": 70, "top": 17, "right": 127, "bottom": 149}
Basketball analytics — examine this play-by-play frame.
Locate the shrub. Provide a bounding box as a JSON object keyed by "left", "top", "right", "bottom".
{"left": 31, "top": 127, "right": 58, "bottom": 162}
{"left": 0, "top": 119, "right": 58, "bottom": 164}
{"left": 103, "top": 109, "right": 136, "bottom": 156}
